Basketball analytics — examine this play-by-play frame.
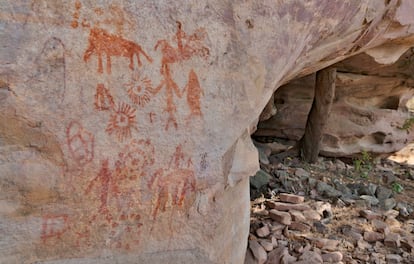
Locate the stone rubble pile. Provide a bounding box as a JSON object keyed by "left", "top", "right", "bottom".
{"left": 247, "top": 140, "right": 414, "bottom": 264}
{"left": 247, "top": 193, "right": 414, "bottom": 264}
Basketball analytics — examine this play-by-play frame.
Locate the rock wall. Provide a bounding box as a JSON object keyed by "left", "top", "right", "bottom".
{"left": 256, "top": 49, "right": 414, "bottom": 157}
{"left": 1, "top": 1, "right": 414, "bottom": 263}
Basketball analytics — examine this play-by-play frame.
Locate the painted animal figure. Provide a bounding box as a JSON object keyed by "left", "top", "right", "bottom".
{"left": 84, "top": 27, "right": 152, "bottom": 74}
{"left": 147, "top": 168, "right": 195, "bottom": 220}
{"left": 154, "top": 21, "right": 209, "bottom": 72}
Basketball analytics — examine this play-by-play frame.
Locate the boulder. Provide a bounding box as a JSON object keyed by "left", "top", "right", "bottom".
{"left": 1, "top": 1, "right": 414, "bottom": 263}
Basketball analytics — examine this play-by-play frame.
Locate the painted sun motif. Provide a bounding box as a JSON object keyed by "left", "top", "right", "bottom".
{"left": 106, "top": 102, "right": 137, "bottom": 142}
{"left": 125, "top": 73, "right": 154, "bottom": 107}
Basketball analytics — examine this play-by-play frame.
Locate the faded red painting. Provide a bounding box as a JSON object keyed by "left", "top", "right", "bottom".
{"left": 85, "top": 159, "right": 115, "bottom": 222}
{"left": 41, "top": 214, "right": 69, "bottom": 243}
{"left": 84, "top": 27, "right": 152, "bottom": 74}
{"left": 71, "top": 0, "right": 82, "bottom": 28}
{"left": 114, "top": 139, "right": 155, "bottom": 181}
{"left": 106, "top": 102, "right": 137, "bottom": 142}
{"left": 148, "top": 144, "right": 196, "bottom": 220}
{"left": 81, "top": 139, "right": 156, "bottom": 249}
{"left": 184, "top": 69, "right": 203, "bottom": 119}
{"left": 125, "top": 72, "right": 155, "bottom": 107}
{"left": 66, "top": 121, "right": 94, "bottom": 166}
{"left": 94, "top": 83, "right": 115, "bottom": 110}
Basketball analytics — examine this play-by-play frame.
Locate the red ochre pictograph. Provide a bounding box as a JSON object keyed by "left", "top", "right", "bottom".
{"left": 85, "top": 159, "right": 117, "bottom": 222}
{"left": 95, "top": 83, "right": 115, "bottom": 111}
{"left": 147, "top": 144, "right": 196, "bottom": 220}
{"left": 125, "top": 72, "right": 155, "bottom": 107}
{"left": 184, "top": 69, "right": 203, "bottom": 119}
{"left": 106, "top": 102, "right": 137, "bottom": 142}
{"left": 84, "top": 27, "right": 152, "bottom": 74}
{"left": 82, "top": 140, "right": 154, "bottom": 249}
{"left": 154, "top": 21, "right": 209, "bottom": 70}
{"left": 114, "top": 139, "right": 155, "bottom": 181}
{"left": 66, "top": 121, "right": 94, "bottom": 166}
{"left": 40, "top": 214, "right": 69, "bottom": 243}
{"left": 152, "top": 64, "right": 182, "bottom": 130}
{"left": 71, "top": 0, "right": 82, "bottom": 28}
{"left": 153, "top": 21, "right": 209, "bottom": 130}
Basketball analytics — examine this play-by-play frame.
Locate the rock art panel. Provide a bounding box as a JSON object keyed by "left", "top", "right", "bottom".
{"left": 2, "top": 1, "right": 414, "bottom": 264}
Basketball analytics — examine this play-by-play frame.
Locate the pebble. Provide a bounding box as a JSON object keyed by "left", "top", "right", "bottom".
{"left": 290, "top": 221, "right": 311, "bottom": 232}
{"left": 271, "top": 236, "right": 278, "bottom": 248}
{"left": 289, "top": 210, "right": 307, "bottom": 222}
{"left": 358, "top": 239, "right": 373, "bottom": 250}
{"left": 244, "top": 248, "right": 256, "bottom": 264}
{"left": 371, "top": 219, "right": 389, "bottom": 234}
{"left": 259, "top": 239, "right": 274, "bottom": 252}
{"left": 354, "top": 252, "right": 370, "bottom": 261}
{"left": 270, "top": 223, "right": 285, "bottom": 233}
{"left": 385, "top": 218, "right": 401, "bottom": 231}
{"left": 303, "top": 209, "right": 322, "bottom": 221}
{"left": 375, "top": 186, "right": 393, "bottom": 201}
{"left": 295, "top": 168, "right": 310, "bottom": 178}
{"left": 313, "top": 221, "right": 329, "bottom": 234}
{"left": 384, "top": 209, "right": 399, "bottom": 219}
{"left": 360, "top": 195, "right": 380, "bottom": 206}
{"left": 256, "top": 145, "right": 270, "bottom": 165}
{"left": 382, "top": 172, "right": 396, "bottom": 184}
{"left": 400, "top": 239, "right": 414, "bottom": 252}
{"left": 248, "top": 240, "right": 267, "bottom": 264}
{"left": 367, "top": 183, "right": 378, "bottom": 196}
{"left": 266, "top": 201, "right": 311, "bottom": 211}
{"left": 370, "top": 252, "right": 385, "bottom": 264}
{"left": 381, "top": 198, "right": 397, "bottom": 211}
{"left": 321, "top": 251, "right": 343, "bottom": 262}
{"left": 364, "top": 231, "right": 384, "bottom": 242}
{"left": 359, "top": 209, "right": 382, "bottom": 220}
{"left": 335, "top": 159, "right": 346, "bottom": 170}
{"left": 279, "top": 193, "right": 305, "bottom": 204}
{"left": 266, "top": 246, "right": 286, "bottom": 264}
{"left": 340, "top": 225, "right": 363, "bottom": 242}
{"left": 316, "top": 181, "right": 342, "bottom": 198}
{"left": 386, "top": 254, "right": 402, "bottom": 264}
{"left": 281, "top": 250, "right": 297, "bottom": 263}
{"left": 250, "top": 169, "right": 273, "bottom": 189}
{"left": 256, "top": 225, "right": 270, "bottom": 238}
{"left": 298, "top": 250, "right": 323, "bottom": 264}
{"left": 314, "top": 238, "right": 339, "bottom": 251}
{"left": 269, "top": 209, "right": 292, "bottom": 225}
{"left": 384, "top": 233, "right": 401, "bottom": 248}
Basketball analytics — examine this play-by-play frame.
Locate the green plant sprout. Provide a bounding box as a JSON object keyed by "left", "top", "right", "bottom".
{"left": 391, "top": 182, "right": 404, "bottom": 194}
{"left": 353, "top": 150, "right": 372, "bottom": 178}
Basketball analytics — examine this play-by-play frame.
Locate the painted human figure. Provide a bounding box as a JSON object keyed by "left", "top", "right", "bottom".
{"left": 85, "top": 159, "right": 117, "bottom": 222}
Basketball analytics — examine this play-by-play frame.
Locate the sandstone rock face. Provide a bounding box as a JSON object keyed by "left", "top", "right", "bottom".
{"left": 1, "top": 1, "right": 414, "bottom": 263}
{"left": 256, "top": 49, "right": 414, "bottom": 157}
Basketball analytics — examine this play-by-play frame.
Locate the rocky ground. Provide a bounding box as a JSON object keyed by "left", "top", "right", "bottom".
{"left": 246, "top": 138, "right": 414, "bottom": 264}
